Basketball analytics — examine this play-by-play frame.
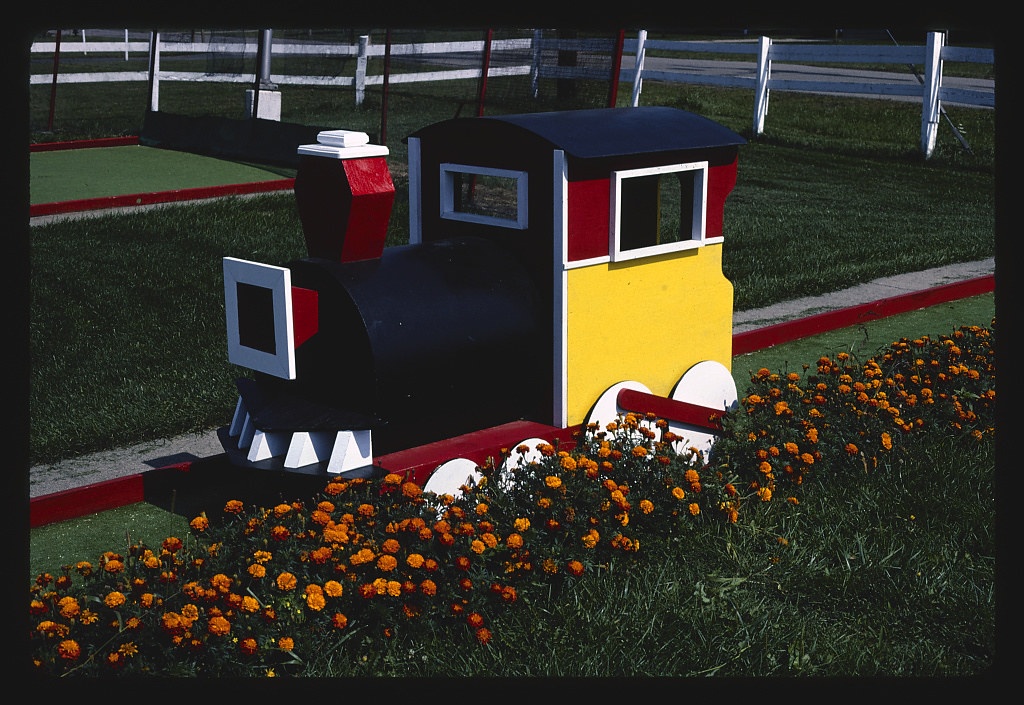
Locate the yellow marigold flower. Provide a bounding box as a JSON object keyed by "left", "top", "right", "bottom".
{"left": 104, "top": 591, "right": 126, "bottom": 609}
{"left": 377, "top": 555, "right": 399, "bottom": 572}
{"left": 688, "top": 503, "right": 701, "bottom": 516}
{"left": 758, "top": 487, "right": 773, "bottom": 502}
{"left": 544, "top": 476, "right": 562, "bottom": 490}
{"left": 514, "top": 517, "right": 531, "bottom": 532}
{"left": 581, "top": 528, "right": 600, "bottom": 549}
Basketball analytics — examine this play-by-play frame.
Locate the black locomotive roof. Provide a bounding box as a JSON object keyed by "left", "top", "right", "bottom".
{"left": 410, "top": 106, "right": 746, "bottom": 161}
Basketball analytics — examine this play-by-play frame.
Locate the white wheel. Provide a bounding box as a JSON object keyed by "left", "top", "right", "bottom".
{"left": 422, "top": 457, "right": 482, "bottom": 499}
{"left": 585, "top": 380, "right": 652, "bottom": 431}
{"left": 668, "top": 361, "right": 738, "bottom": 456}
{"left": 499, "top": 437, "right": 552, "bottom": 490}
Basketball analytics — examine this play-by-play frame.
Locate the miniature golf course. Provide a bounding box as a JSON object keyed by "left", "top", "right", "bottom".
{"left": 29, "top": 139, "right": 295, "bottom": 215}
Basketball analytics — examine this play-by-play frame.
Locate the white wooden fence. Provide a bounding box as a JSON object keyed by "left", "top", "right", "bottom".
{"left": 30, "top": 30, "right": 994, "bottom": 158}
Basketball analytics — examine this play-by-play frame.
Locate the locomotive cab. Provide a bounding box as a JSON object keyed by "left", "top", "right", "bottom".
{"left": 220, "top": 108, "right": 745, "bottom": 478}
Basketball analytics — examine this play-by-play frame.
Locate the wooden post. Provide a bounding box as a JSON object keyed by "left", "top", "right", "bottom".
{"left": 147, "top": 30, "right": 160, "bottom": 112}
{"left": 753, "top": 35, "right": 771, "bottom": 135}
{"left": 355, "top": 35, "right": 369, "bottom": 105}
{"left": 920, "top": 31, "right": 945, "bottom": 159}
{"left": 630, "top": 29, "right": 646, "bottom": 107}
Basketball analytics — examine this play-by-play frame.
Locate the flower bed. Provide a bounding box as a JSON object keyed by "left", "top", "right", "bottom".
{"left": 29, "top": 323, "right": 995, "bottom": 676}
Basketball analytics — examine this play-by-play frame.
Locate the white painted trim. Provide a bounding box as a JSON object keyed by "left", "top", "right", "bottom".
{"left": 438, "top": 163, "right": 529, "bottom": 230}
{"left": 223, "top": 257, "right": 296, "bottom": 380}
{"left": 552, "top": 149, "right": 569, "bottom": 428}
{"left": 296, "top": 143, "right": 389, "bottom": 159}
{"left": 407, "top": 137, "right": 422, "bottom": 245}
{"left": 609, "top": 161, "right": 708, "bottom": 263}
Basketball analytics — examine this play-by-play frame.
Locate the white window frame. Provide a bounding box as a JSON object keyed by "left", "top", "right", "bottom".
{"left": 609, "top": 161, "right": 711, "bottom": 262}
{"left": 223, "top": 257, "right": 296, "bottom": 380}
{"left": 439, "top": 163, "right": 529, "bottom": 230}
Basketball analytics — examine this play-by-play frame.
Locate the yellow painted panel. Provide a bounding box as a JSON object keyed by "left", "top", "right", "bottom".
{"left": 565, "top": 245, "right": 734, "bottom": 426}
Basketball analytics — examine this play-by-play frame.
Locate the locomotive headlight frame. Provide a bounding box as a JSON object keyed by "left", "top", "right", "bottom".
{"left": 223, "top": 257, "right": 297, "bottom": 380}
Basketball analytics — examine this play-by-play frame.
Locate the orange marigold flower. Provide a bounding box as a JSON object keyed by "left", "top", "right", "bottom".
{"left": 476, "top": 627, "right": 493, "bottom": 645}
{"left": 420, "top": 579, "right": 438, "bottom": 596}
{"left": 357, "top": 503, "right": 376, "bottom": 517}
{"left": 844, "top": 443, "right": 859, "bottom": 455}
{"left": 787, "top": 496, "right": 800, "bottom": 505}
{"left": 57, "top": 639, "right": 81, "bottom": 660}
{"left": 239, "top": 637, "right": 258, "bottom": 655}
{"left": 278, "top": 636, "right": 295, "bottom": 651}
{"left": 566, "top": 560, "right": 585, "bottom": 577}
{"left": 632, "top": 446, "right": 648, "bottom": 457}
{"left": 639, "top": 499, "right": 654, "bottom": 514}
{"left": 382, "top": 538, "right": 401, "bottom": 554}
{"left": 800, "top": 453, "right": 815, "bottom": 465}
{"left": 104, "top": 559, "right": 124, "bottom": 574}
{"left": 104, "top": 591, "right": 126, "bottom": 609}
{"left": 545, "top": 475, "right": 563, "bottom": 489}
{"left": 190, "top": 516, "right": 209, "bottom": 532}
{"left": 305, "top": 584, "right": 326, "bottom": 611}
{"left": 881, "top": 432, "right": 893, "bottom": 451}
{"left": 672, "top": 486, "right": 686, "bottom": 500}
{"left": 514, "top": 517, "right": 531, "bottom": 532}
{"left": 376, "top": 555, "right": 399, "bottom": 572}
{"left": 331, "top": 613, "right": 348, "bottom": 630}
{"left": 758, "top": 487, "right": 773, "bottom": 502}
{"left": 207, "top": 615, "right": 231, "bottom": 636}
{"left": 506, "top": 533, "right": 524, "bottom": 549}
{"left": 248, "top": 563, "right": 266, "bottom": 579}
{"left": 688, "top": 503, "right": 701, "bottom": 516}
{"left": 467, "top": 612, "right": 485, "bottom": 629}
{"left": 406, "top": 553, "right": 425, "bottom": 569}
{"left": 276, "top": 572, "right": 298, "bottom": 591}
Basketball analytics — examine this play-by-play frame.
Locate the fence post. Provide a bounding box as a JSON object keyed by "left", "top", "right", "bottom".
{"left": 920, "top": 31, "right": 945, "bottom": 159}
{"left": 147, "top": 30, "right": 160, "bottom": 112}
{"left": 355, "top": 35, "right": 369, "bottom": 105}
{"left": 531, "top": 29, "right": 542, "bottom": 98}
{"left": 753, "top": 35, "right": 771, "bottom": 135}
{"left": 630, "top": 29, "right": 647, "bottom": 107}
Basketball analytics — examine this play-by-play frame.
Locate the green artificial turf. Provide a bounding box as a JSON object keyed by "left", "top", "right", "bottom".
{"left": 29, "top": 145, "right": 294, "bottom": 205}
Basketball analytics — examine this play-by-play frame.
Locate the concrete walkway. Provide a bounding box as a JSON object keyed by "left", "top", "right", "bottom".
{"left": 28, "top": 256, "right": 995, "bottom": 500}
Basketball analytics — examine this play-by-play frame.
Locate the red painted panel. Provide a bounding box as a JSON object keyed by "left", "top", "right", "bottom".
{"left": 706, "top": 157, "right": 738, "bottom": 238}
{"left": 567, "top": 179, "right": 610, "bottom": 261}
{"left": 291, "top": 286, "right": 319, "bottom": 348}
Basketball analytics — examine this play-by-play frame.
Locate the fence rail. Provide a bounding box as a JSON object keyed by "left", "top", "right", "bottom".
{"left": 30, "top": 29, "right": 994, "bottom": 158}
